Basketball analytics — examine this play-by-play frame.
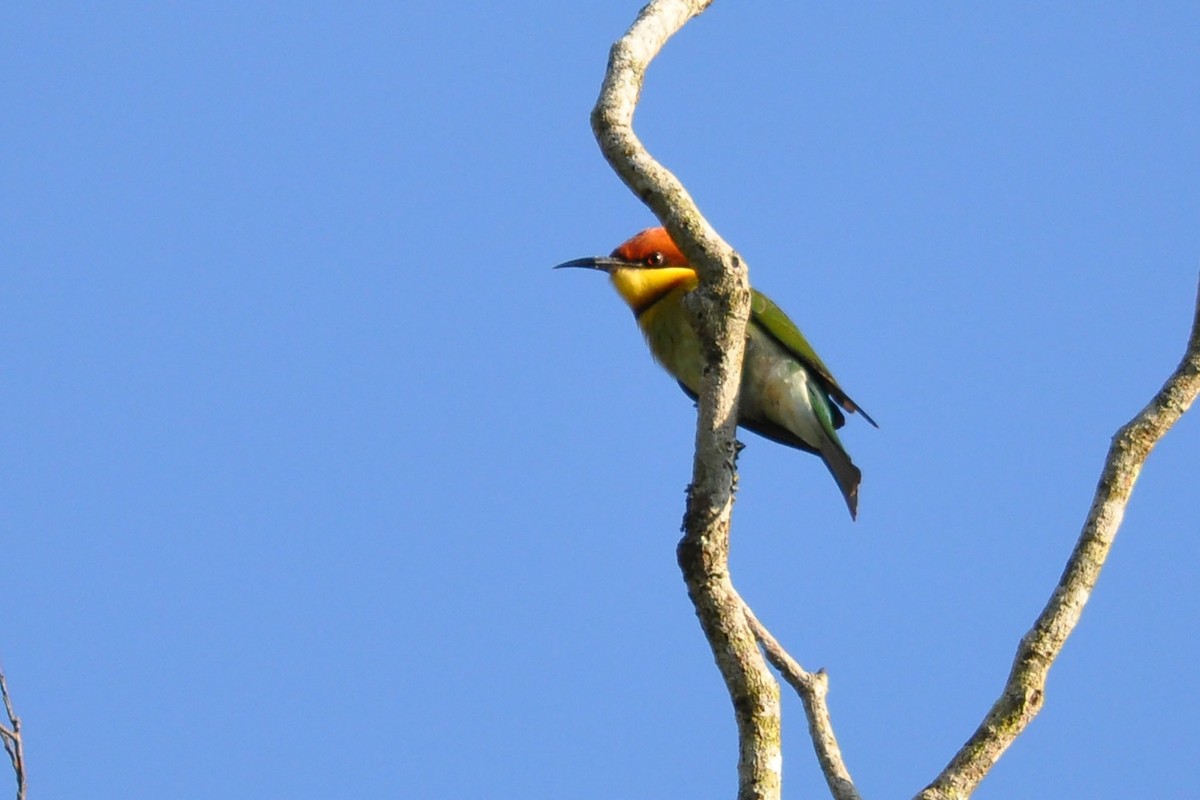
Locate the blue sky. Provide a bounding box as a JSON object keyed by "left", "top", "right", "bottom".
{"left": 3, "top": 3, "right": 1198, "bottom": 798}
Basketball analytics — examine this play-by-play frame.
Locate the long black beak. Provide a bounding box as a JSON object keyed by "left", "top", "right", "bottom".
{"left": 552, "top": 256, "right": 629, "bottom": 273}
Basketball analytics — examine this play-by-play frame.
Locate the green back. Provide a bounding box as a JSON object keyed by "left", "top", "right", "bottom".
{"left": 750, "top": 288, "right": 876, "bottom": 427}
{"left": 750, "top": 289, "right": 840, "bottom": 388}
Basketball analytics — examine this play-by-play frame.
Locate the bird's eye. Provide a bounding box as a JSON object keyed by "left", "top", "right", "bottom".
{"left": 645, "top": 251, "right": 665, "bottom": 267}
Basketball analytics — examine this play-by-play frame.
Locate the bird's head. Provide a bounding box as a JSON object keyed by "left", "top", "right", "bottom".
{"left": 554, "top": 227, "right": 697, "bottom": 315}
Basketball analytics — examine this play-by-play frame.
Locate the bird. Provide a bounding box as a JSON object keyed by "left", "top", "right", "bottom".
{"left": 555, "top": 227, "right": 876, "bottom": 519}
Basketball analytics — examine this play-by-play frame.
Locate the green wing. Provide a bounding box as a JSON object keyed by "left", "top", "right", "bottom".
{"left": 750, "top": 289, "right": 877, "bottom": 428}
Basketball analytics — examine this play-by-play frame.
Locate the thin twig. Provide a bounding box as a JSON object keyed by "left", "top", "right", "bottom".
{"left": 744, "top": 605, "right": 862, "bottom": 800}
{"left": 917, "top": 275, "right": 1200, "bottom": 800}
{"left": 0, "top": 668, "right": 26, "bottom": 800}
{"left": 592, "top": 2, "right": 778, "bottom": 799}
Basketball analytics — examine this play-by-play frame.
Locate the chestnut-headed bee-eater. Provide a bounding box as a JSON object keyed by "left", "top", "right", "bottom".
{"left": 556, "top": 227, "right": 876, "bottom": 519}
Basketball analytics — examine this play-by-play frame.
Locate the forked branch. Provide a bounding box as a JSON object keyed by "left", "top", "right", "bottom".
{"left": 592, "top": 2, "right": 1199, "bottom": 797}
{"left": 0, "top": 667, "right": 25, "bottom": 800}
{"left": 745, "top": 607, "right": 862, "bottom": 800}
{"left": 592, "top": 2, "right": 777, "bottom": 798}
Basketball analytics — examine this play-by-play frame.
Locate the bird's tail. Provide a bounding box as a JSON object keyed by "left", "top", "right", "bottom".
{"left": 819, "top": 437, "right": 862, "bottom": 520}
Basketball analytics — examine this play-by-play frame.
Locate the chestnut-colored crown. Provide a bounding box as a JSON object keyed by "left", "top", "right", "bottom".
{"left": 611, "top": 227, "right": 689, "bottom": 267}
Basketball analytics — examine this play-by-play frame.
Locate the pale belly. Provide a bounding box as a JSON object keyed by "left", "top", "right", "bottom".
{"left": 640, "top": 309, "right": 824, "bottom": 449}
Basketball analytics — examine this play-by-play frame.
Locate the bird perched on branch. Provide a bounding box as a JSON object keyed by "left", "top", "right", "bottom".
{"left": 556, "top": 227, "right": 876, "bottom": 519}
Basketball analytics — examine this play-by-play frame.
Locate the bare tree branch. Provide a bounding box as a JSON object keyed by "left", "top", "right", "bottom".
{"left": 744, "top": 606, "right": 861, "bottom": 800}
{"left": 592, "top": 2, "right": 779, "bottom": 798}
{"left": 591, "top": 5, "right": 1198, "bottom": 798}
{"left": 916, "top": 276, "right": 1200, "bottom": 800}
{"left": 0, "top": 666, "right": 26, "bottom": 800}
